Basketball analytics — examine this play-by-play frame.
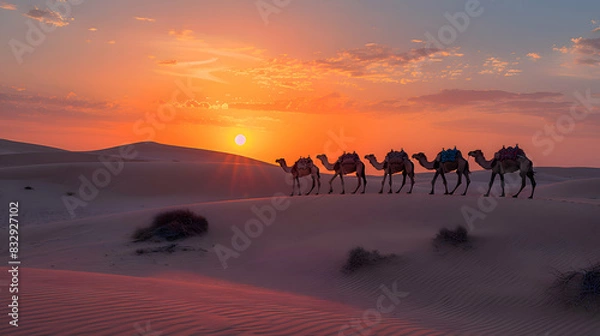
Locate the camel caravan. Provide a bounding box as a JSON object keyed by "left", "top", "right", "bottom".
{"left": 276, "top": 145, "right": 536, "bottom": 199}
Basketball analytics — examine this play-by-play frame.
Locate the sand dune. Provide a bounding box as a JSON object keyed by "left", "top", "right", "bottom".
{"left": 0, "top": 138, "right": 65, "bottom": 155}
{"left": 6, "top": 268, "right": 446, "bottom": 336}
{"left": 2, "top": 140, "right": 600, "bottom": 335}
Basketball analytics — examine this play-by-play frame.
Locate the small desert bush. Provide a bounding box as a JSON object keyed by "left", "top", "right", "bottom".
{"left": 132, "top": 209, "right": 208, "bottom": 242}
{"left": 552, "top": 263, "right": 600, "bottom": 311}
{"left": 433, "top": 225, "right": 470, "bottom": 248}
{"left": 342, "top": 247, "right": 395, "bottom": 273}
{"left": 24, "top": 186, "right": 33, "bottom": 190}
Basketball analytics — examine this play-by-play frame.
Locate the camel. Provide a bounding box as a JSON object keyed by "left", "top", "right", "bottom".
{"left": 275, "top": 157, "right": 320, "bottom": 196}
{"left": 364, "top": 149, "right": 415, "bottom": 194}
{"left": 468, "top": 148, "right": 536, "bottom": 198}
{"left": 316, "top": 152, "right": 367, "bottom": 194}
{"left": 412, "top": 150, "right": 471, "bottom": 195}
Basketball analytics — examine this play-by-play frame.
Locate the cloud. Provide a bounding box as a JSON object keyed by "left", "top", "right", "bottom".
{"left": 24, "top": 7, "right": 72, "bottom": 27}
{"left": 570, "top": 37, "right": 600, "bottom": 66}
{"left": 0, "top": 90, "right": 120, "bottom": 125}
{"left": 409, "top": 89, "right": 562, "bottom": 106}
{"left": 526, "top": 52, "right": 541, "bottom": 61}
{"left": 134, "top": 16, "right": 155, "bottom": 22}
{"left": 157, "top": 60, "right": 178, "bottom": 65}
{"left": 107, "top": 40, "right": 116, "bottom": 44}
{"left": 88, "top": 27, "right": 98, "bottom": 31}
{"left": 310, "top": 43, "right": 461, "bottom": 83}
{"left": 169, "top": 29, "right": 195, "bottom": 41}
{"left": 0, "top": 1, "right": 16, "bottom": 10}
{"left": 405, "top": 89, "right": 583, "bottom": 119}
{"left": 479, "top": 57, "right": 521, "bottom": 77}
{"left": 231, "top": 43, "right": 463, "bottom": 91}
{"left": 154, "top": 58, "right": 227, "bottom": 83}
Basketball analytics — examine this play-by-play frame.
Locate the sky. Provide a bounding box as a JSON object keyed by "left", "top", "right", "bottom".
{"left": 1, "top": 0, "right": 599, "bottom": 170}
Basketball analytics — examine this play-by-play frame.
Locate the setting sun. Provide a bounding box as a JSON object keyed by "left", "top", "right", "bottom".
{"left": 235, "top": 134, "right": 246, "bottom": 146}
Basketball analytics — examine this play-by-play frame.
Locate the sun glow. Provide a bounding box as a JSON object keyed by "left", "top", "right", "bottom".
{"left": 235, "top": 134, "right": 246, "bottom": 146}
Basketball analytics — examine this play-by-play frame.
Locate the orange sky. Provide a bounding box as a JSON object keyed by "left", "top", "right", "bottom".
{"left": 1, "top": 0, "right": 599, "bottom": 170}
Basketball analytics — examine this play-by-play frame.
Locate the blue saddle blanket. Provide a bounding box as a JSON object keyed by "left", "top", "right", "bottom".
{"left": 440, "top": 149, "right": 459, "bottom": 163}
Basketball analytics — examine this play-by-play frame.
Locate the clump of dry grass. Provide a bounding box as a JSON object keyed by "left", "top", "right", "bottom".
{"left": 132, "top": 209, "right": 208, "bottom": 242}
{"left": 342, "top": 247, "right": 395, "bottom": 273}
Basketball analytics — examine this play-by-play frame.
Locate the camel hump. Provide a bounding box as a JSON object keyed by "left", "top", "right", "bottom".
{"left": 386, "top": 150, "right": 408, "bottom": 163}
{"left": 338, "top": 152, "right": 360, "bottom": 164}
{"left": 296, "top": 156, "right": 314, "bottom": 170}
{"left": 495, "top": 145, "right": 526, "bottom": 161}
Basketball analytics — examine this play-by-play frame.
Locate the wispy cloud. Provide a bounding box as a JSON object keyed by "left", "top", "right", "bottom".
{"left": 168, "top": 29, "right": 195, "bottom": 41}
{"left": 157, "top": 60, "right": 178, "bottom": 65}
{"left": 0, "top": 1, "right": 16, "bottom": 10}
{"left": 88, "top": 27, "right": 98, "bottom": 31}
{"left": 24, "top": 7, "right": 72, "bottom": 27}
{"left": 134, "top": 16, "right": 156, "bottom": 22}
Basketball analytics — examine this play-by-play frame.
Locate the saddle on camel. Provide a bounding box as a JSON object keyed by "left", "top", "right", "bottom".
{"left": 494, "top": 145, "right": 525, "bottom": 162}
{"left": 294, "top": 156, "right": 315, "bottom": 173}
{"left": 385, "top": 149, "right": 409, "bottom": 164}
{"left": 439, "top": 147, "right": 461, "bottom": 163}
{"left": 334, "top": 152, "right": 360, "bottom": 170}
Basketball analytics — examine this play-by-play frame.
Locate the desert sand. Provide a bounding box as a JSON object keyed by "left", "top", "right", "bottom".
{"left": 0, "top": 139, "right": 599, "bottom": 335}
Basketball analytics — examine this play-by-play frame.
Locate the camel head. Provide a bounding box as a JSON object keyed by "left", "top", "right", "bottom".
{"left": 315, "top": 154, "right": 326, "bottom": 161}
{"left": 275, "top": 158, "right": 285, "bottom": 165}
{"left": 364, "top": 154, "right": 375, "bottom": 160}
{"left": 412, "top": 152, "right": 426, "bottom": 160}
{"left": 467, "top": 150, "right": 483, "bottom": 158}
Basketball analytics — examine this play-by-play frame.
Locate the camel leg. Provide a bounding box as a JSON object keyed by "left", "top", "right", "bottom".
{"left": 306, "top": 175, "right": 315, "bottom": 195}
{"left": 527, "top": 171, "right": 536, "bottom": 199}
{"left": 462, "top": 173, "right": 470, "bottom": 196}
{"left": 290, "top": 176, "right": 298, "bottom": 196}
{"left": 430, "top": 171, "right": 439, "bottom": 195}
{"left": 441, "top": 172, "right": 449, "bottom": 195}
{"left": 362, "top": 172, "right": 367, "bottom": 194}
{"left": 352, "top": 172, "right": 361, "bottom": 194}
{"left": 328, "top": 174, "right": 337, "bottom": 194}
{"left": 396, "top": 171, "right": 407, "bottom": 193}
{"left": 388, "top": 172, "right": 393, "bottom": 193}
{"left": 289, "top": 176, "right": 295, "bottom": 196}
{"left": 499, "top": 174, "right": 506, "bottom": 197}
{"left": 407, "top": 173, "right": 415, "bottom": 194}
{"left": 316, "top": 174, "right": 321, "bottom": 195}
{"left": 296, "top": 177, "right": 301, "bottom": 196}
{"left": 449, "top": 172, "right": 462, "bottom": 195}
{"left": 485, "top": 172, "right": 497, "bottom": 197}
{"left": 340, "top": 174, "right": 346, "bottom": 194}
{"left": 512, "top": 173, "right": 526, "bottom": 198}
{"left": 379, "top": 174, "right": 386, "bottom": 194}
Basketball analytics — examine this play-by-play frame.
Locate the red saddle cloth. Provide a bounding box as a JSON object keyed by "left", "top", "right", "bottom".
{"left": 496, "top": 146, "right": 525, "bottom": 161}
